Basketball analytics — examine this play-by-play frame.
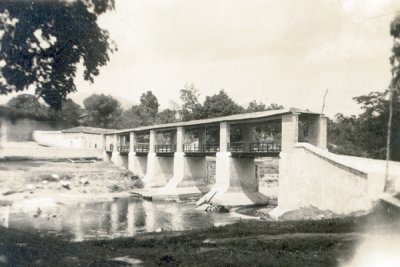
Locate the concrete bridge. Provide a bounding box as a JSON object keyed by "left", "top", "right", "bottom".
{"left": 103, "top": 108, "right": 400, "bottom": 215}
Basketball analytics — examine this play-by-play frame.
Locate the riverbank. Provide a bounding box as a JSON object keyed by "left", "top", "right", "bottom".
{"left": 1, "top": 203, "right": 399, "bottom": 266}
{"left": 0, "top": 159, "right": 134, "bottom": 206}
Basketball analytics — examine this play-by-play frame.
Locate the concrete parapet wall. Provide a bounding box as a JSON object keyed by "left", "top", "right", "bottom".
{"left": 277, "top": 143, "right": 387, "bottom": 214}
{"left": 33, "top": 130, "right": 104, "bottom": 149}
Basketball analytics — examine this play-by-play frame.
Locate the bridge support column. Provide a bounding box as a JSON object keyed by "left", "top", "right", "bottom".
{"left": 128, "top": 152, "right": 147, "bottom": 178}
{"left": 281, "top": 113, "right": 299, "bottom": 153}
{"left": 197, "top": 152, "right": 267, "bottom": 206}
{"left": 111, "top": 134, "right": 126, "bottom": 168}
{"left": 101, "top": 134, "right": 111, "bottom": 162}
{"left": 153, "top": 127, "right": 206, "bottom": 199}
{"left": 197, "top": 121, "right": 267, "bottom": 206}
{"left": 143, "top": 130, "right": 173, "bottom": 187}
{"left": 307, "top": 115, "right": 327, "bottom": 149}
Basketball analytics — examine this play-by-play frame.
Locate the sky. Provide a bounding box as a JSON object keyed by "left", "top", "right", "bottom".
{"left": 2, "top": 0, "right": 400, "bottom": 118}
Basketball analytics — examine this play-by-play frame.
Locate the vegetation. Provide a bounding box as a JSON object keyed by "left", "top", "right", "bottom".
{"left": 328, "top": 15, "right": 400, "bottom": 161}
{"left": 0, "top": 0, "right": 115, "bottom": 109}
{"left": 1, "top": 203, "right": 398, "bottom": 266}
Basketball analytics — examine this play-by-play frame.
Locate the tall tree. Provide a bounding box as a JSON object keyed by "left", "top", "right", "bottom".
{"left": 82, "top": 94, "right": 122, "bottom": 128}
{"left": 50, "top": 98, "right": 82, "bottom": 128}
{"left": 179, "top": 83, "right": 203, "bottom": 121}
{"left": 202, "top": 90, "right": 244, "bottom": 118}
{"left": 156, "top": 109, "right": 178, "bottom": 124}
{"left": 139, "top": 91, "right": 159, "bottom": 119}
{"left": 6, "top": 94, "right": 49, "bottom": 121}
{"left": 0, "top": 0, "right": 115, "bottom": 109}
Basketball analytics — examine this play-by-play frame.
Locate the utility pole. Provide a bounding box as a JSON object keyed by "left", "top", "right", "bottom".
{"left": 384, "top": 36, "right": 396, "bottom": 192}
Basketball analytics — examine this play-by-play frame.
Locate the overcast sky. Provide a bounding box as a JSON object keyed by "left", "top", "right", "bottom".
{"left": 2, "top": 0, "right": 400, "bottom": 117}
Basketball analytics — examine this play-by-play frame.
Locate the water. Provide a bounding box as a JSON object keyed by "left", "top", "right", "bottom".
{"left": 2, "top": 197, "right": 241, "bottom": 241}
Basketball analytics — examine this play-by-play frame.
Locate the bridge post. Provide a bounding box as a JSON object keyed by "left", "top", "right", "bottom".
{"left": 111, "top": 134, "right": 126, "bottom": 168}
{"left": 307, "top": 115, "right": 327, "bottom": 149}
{"left": 281, "top": 113, "right": 299, "bottom": 153}
{"left": 172, "top": 127, "right": 185, "bottom": 184}
{"left": 128, "top": 132, "right": 139, "bottom": 173}
{"left": 196, "top": 121, "right": 267, "bottom": 206}
{"left": 143, "top": 130, "right": 173, "bottom": 187}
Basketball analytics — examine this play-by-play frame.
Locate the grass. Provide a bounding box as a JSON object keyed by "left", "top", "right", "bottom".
{"left": 1, "top": 203, "right": 399, "bottom": 266}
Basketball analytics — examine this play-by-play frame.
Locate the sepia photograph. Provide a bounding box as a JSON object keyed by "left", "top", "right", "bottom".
{"left": 0, "top": 0, "right": 400, "bottom": 266}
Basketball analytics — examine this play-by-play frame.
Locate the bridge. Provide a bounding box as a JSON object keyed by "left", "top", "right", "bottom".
{"left": 102, "top": 108, "right": 400, "bottom": 215}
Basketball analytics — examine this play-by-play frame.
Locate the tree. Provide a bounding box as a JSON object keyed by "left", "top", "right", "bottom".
{"left": 202, "top": 90, "right": 244, "bottom": 118}
{"left": 139, "top": 91, "right": 159, "bottom": 119}
{"left": 246, "top": 100, "right": 265, "bottom": 112}
{"left": 6, "top": 94, "right": 49, "bottom": 121}
{"left": 0, "top": 0, "right": 115, "bottom": 109}
{"left": 353, "top": 92, "right": 400, "bottom": 160}
{"left": 266, "top": 103, "right": 284, "bottom": 110}
{"left": 82, "top": 94, "right": 122, "bottom": 128}
{"left": 50, "top": 98, "right": 82, "bottom": 128}
{"left": 157, "top": 109, "right": 178, "bottom": 124}
{"left": 179, "top": 83, "right": 204, "bottom": 121}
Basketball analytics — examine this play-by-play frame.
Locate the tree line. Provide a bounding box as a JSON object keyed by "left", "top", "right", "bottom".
{"left": 0, "top": 84, "right": 283, "bottom": 130}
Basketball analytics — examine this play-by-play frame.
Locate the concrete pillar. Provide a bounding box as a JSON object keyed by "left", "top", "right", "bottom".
{"left": 128, "top": 131, "right": 139, "bottom": 173}
{"left": 101, "top": 134, "right": 110, "bottom": 162}
{"left": 149, "top": 130, "right": 156, "bottom": 153}
{"left": 129, "top": 132, "right": 135, "bottom": 152}
{"left": 196, "top": 152, "right": 267, "bottom": 206}
{"left": 176, "top": 127, "right": 184, "bottom": 153}
{"left": 219, "top": 122, "right": 230, "bottom": 152}
{"left": 111, "top": 134, "right": 125, "bottom": 168}
{"left": 281, "top": 113, "right": 299, "bottom": 153}
{"left": 306, "top": 115, "right": 327, "bottom": 149}
{"left": 143, "top": 130, "right": 173, "bottom": 187}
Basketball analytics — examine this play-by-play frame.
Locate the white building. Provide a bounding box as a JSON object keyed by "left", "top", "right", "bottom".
{"left": 33, "top": 126, "right": 115, "bottom": 149}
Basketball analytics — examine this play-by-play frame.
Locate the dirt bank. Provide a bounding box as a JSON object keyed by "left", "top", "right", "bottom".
{"left": 0, "top": 160, "right": 135, "bottom": 205}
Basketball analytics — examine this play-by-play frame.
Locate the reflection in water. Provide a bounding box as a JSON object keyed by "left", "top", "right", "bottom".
{"left": 4, "top": 197, "right": 241, "bottom": 241}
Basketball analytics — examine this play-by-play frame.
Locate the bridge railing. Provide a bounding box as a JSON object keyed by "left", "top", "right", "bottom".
{"left": 134, "top": 143, "right": 149, "bottom": 153}
{"left": 155, "top": 144, "right": 176, "bottom": 153}
{"left": 183, "top": 143, "right": 220, "bottom": 153}
{"left": 184, "top": 144, "right": 200, "bottom": 153}
{"left": 203, "top": 143, "right": 220, "bottom": 153}
{"left": 117, "top": 145, "right": 130, "bottom": 153}
{"left": 228, "top": 141, "right": 281, "bottom": 153}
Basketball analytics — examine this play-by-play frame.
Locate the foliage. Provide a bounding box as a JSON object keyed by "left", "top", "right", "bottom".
{"left": 0, "top": 0, "right": 115, "bottom": 109}
{"left": 246, "top": 100, "right": 284, "bottom": 113}
{"left": 139, "top": 91, "right": 159, "bottom": 119}
{"left": 156, "top": 109, "right": 177, "bottom": 124}
{"left": 202, "top": 90, "right": 245, "bottom": 118}
{"left": 179, "top": 83, "right": 204, "bottom": 121}
{"left": 246, "top": 100, "right": 265, "bottom": 112}
{"left": 5, "top": 94, "right": 49, "bottom": 121}
{"left": 328, "top": 92, "right": 400, "bottom": 160}
{"left": 354, "top": 92, "right": 400, "bottom": 160}
{"left": 82, "top": 94, "right": 122, "bottom": 128}
{"left": 50, "top": 98, "right": 82, "bottom": 128}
